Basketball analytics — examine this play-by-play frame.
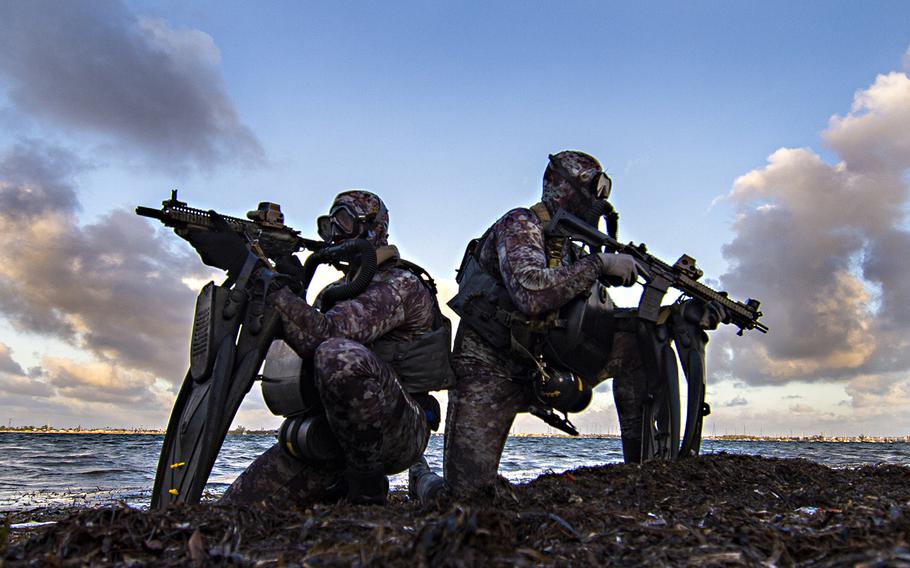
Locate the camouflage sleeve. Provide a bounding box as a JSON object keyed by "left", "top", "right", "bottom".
{"left": 495, "top": 209, "right": 600, "bottom": 316}
{"left": 269, "top": 280, "right": 406, "bottom": 358}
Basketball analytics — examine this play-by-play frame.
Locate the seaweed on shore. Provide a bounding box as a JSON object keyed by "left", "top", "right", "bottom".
{"left": 3, "top": 453, "right": 910, "bottom": 566}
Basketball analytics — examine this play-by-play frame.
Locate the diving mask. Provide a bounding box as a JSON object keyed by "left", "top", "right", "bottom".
{"left": 317, "top": 204, "right": 361, "bottom": 242}
{"left": 548, "top": 153, "right": 612, "bottom": 200}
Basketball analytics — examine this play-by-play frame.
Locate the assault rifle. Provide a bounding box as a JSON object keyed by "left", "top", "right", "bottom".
{"left": 136, "top": 189, "right": 326, "bottom": 262}
{"left": 545, "top": 209, "right": 768, "bottom": 335}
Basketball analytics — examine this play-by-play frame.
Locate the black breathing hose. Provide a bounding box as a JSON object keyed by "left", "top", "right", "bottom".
{"left": 298, "top": 239, "right": 378, "bottom": 310}
{"left": 604, "top": 202, "right": 619, "bottom": 240}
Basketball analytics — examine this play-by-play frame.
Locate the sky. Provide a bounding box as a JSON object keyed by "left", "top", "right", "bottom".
{"left": 0, "top": 1, "right": 909, "bottom": 437}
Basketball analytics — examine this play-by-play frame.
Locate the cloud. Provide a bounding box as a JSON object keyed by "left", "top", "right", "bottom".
{"left": 0, "top": 339, "right": 180, "bottom": 427}
{"left": 824, "top": 72, "right": 910, "bottom": 173}
{"left": 0, "top": 141, "right": 210, "bottom": 383}
{"left": 0, "top": 343, "right": 25, "bottom": 376}
{"left": 705, "top": 401, "right": 906, "bottom": 437}
{"left": 0, "top": 1, "right": 263, "bottom": 172}
{"left": 722, "top": 395, "right": 748, "bottom": 407}
{"left": 713, "top": 61, "right": 910, "bottom": 390}
{"left": 843, "top": 373, "right": 910, "bottom": 416}
{"left": 0, "top": 140, "right": 82, "bottom": 216}
{"left": 44, "top": 358, "right": 157, "bottom": 405}
{"left": 0, "top": 343, "right": 54, "bottom": 398}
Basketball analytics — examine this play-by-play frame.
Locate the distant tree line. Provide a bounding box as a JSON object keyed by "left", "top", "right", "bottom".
{"left": 227, "top": 425, "right": 277, "bottom": 436}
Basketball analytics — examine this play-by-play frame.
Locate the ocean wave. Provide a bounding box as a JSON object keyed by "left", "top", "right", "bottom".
{"left": 0, "top": 433, "right": 907, "bottom": 511}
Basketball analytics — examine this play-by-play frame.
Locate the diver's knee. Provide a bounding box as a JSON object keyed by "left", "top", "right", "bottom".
{"left": 313, "top": 339, "right": 379, "bottom": 402}
{"left": 314, "top": 338, "right": 372, "bottom": 391}
{"left": 314, "top": 337, "right": 365, "bottom": 369}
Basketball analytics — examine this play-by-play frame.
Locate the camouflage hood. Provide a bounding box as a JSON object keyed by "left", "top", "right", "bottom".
{"left": 331, "top": 190, "right": 390, "bottom": 247}
{"left": 541, "top": 150, "right": 608, "bottom": 225}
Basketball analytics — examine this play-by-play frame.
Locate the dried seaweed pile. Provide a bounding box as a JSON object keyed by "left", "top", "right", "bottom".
{"left": 3, "top": 453, "right": 909, "bottom": 566}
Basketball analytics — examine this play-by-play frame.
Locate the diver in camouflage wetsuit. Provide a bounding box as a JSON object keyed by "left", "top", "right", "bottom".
{"left": 411, "top": 151, "right": 724, "bottom": 499}
{"left": 222, "top": 190, "right": 447, "bottom": 506}
{"left": 443, "top": 151, "right": 646, "bottom": 496}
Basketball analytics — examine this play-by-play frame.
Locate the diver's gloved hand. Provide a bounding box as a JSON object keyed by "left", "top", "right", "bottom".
{"left": 595, "top": 253, "right": 648, "bottom": 287}
{"left": 268, "top": 255, "right": 305, "bottom": 295}
{"left": 680, "top": 299, "right": 730, "bottom": 330}
{"left": 274, "top": 253, "right": 305, "bottom": 280}
{"left": 183, "top": 211, "right": 249, "bottom": 274}
{"left": 256, "top": 268, "right": 303, "bottom": 297}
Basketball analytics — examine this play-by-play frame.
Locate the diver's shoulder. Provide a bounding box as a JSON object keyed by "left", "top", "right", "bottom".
{"left": 493, "top": 207, "right": 544, "bottom": 233}
{"left": 376, "top": 263, "right": 429, "bottom": 292}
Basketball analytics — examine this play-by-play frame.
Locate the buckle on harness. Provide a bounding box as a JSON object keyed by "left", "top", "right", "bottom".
{"left": 495, "top": 308, "right": 519, "bottom": 328}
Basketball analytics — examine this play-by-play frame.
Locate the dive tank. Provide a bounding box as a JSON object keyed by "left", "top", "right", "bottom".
{"left": 261, "top": 340, "right": 317, "bottom": 416}
{"left": 278, "top": 414, "right": 341, "bottom": 462}
{"left": 543, "top": 281, "right": 615, "bottom": 380}
{"left": 261, "top": 340, "right": 342, "bottom": 462}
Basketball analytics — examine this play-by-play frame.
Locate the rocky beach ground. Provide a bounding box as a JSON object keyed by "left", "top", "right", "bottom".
{"left": 2, "top": 453, "right": 909, "bottom": 566}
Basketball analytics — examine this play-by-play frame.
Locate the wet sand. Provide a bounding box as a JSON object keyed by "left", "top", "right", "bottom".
{"left": 3, "top": 453, "right": 909, "bottom": 566}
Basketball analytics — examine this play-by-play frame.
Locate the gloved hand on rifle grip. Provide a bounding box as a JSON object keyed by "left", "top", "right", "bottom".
{"left": 595, "top": 253, "right": 648, "bottom": 287}
{"left": 183, "top": 210, "right": 249, "bottom": 275}
{"left": 274, "top": 253, "right": 305, "bottom": 281}
{"left": 680, "top": 299, "right": 730, "bottom": 331}
{"left": 257, "top": 268, "right": 303, "bottom": 296}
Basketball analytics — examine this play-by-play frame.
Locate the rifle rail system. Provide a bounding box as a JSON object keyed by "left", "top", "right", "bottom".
{"left": 136, "top": 190, "right": 326, "bottom": 261}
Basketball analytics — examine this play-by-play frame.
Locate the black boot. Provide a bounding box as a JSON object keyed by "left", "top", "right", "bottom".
{"left": 408, "top": 456, "right": 446, "bottom": 501}
{"left": 345, "top": 466, "right": 389, "bottom": 505}
{"left": 620, "top": 434, "right": 643, "bottom": 464}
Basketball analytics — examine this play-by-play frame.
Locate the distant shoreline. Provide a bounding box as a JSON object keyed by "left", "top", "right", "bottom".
{"left": 1, "top": 428, "right": 908, "bottom": 443}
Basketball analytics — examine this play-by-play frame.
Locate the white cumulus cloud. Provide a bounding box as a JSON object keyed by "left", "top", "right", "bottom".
{"left": 713, "top": 51, "right": 910, "bottom": 425}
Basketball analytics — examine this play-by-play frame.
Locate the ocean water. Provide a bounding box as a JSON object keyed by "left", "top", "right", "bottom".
{"left": 0, "top": 432, "right": 907, "bottom": 510}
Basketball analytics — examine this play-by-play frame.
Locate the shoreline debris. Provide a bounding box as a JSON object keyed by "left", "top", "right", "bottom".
{"left": 3, "top": 453, "right": 909, "bottom": 566}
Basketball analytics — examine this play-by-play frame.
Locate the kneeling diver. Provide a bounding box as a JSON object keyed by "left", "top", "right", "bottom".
{"left": 222, "top": 190, "right": 454, "bottom": 506}
{"left": 410, "top": 151, "right": 728, "bottom": 501}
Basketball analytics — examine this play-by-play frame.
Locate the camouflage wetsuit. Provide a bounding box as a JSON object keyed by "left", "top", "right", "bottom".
{"left": 443, "top": 209, "right": 648, "bottom": 495}
{"left": 442, "top": 151, "right": 648, "bottom": 497}
{"left": 223, "top": 194, "right": 437, "bottom": 507}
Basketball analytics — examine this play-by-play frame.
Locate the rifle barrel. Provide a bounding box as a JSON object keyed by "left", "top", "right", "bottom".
{"left": 135, "top": 206, "right": 165, "bottom": 220}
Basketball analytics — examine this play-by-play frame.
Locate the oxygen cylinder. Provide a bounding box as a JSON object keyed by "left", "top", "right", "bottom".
{"left": 278, "top": 414, "right": 342, "bottom": 462}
